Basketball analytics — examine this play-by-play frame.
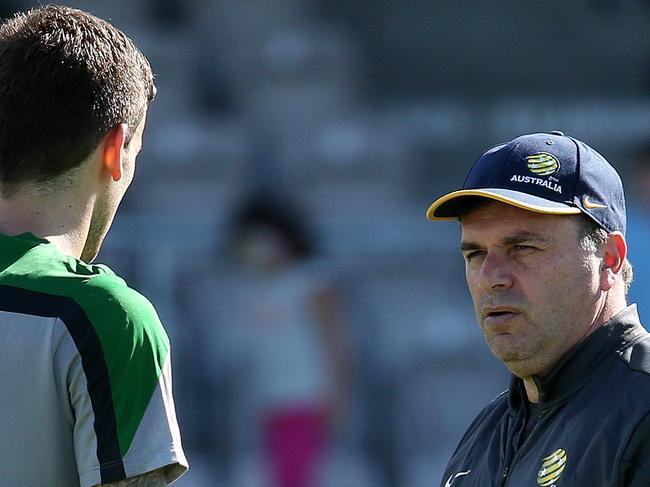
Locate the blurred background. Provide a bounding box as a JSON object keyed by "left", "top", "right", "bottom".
{"left": 5, "top": 1, "right": 650, "bottom": 486}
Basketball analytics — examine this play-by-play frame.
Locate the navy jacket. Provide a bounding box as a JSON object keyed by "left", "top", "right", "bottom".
{"left": 441, "top": 305, "right": 650, "bottom": 487}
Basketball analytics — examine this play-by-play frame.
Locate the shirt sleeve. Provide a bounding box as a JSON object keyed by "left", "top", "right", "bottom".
{"left": 66, "top": 274, "right": 188, "bottom": 487}
{"left": 619, "top": 410, "right": 650, "bottom": 486}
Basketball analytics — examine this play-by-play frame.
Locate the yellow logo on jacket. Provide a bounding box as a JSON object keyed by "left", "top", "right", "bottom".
{"left": 537, "top": 448, "right": 567, "bottom": 486}
{"left": 526, "top": 153, "right": 560, "bottom": 176}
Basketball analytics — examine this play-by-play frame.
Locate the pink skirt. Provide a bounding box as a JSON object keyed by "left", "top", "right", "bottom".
{"left": 264, "top": 406, "right": 329, "bottom": 487}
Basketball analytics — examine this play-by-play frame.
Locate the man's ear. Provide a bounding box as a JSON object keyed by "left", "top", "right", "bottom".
{"left": 600, "top": 232, "right": 627, "bottom": 291}
{"left": 102, "top": 124, "right": 127, "bottom": 182}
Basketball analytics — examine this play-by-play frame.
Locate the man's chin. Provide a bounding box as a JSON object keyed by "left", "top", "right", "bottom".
{"left": 493, "top": 352, "right": 548, "bottom": 379}
{"left": 488, "top": 344, "right": 535, "bottom": 376}
{"left": 80, "top": 241, "right": 102, "bottom": 263}
{"left": 488, "top": 335, "right": 525, "bottom": 358}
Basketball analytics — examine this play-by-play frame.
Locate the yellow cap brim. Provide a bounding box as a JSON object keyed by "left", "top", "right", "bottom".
{"left": 426, "top": 189, "right": 582, "bottom": 220}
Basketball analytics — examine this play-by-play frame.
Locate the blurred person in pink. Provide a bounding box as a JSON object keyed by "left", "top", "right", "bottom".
{"left": 224, "top": 192, "right": 352, "bottom": 487}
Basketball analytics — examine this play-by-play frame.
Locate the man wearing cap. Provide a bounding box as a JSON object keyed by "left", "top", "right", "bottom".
{"left": 428, "top": 131, "right": 650, "bottom": 487}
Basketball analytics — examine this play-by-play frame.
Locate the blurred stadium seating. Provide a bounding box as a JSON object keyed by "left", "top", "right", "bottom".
{"left": 10, "top": 0, "right": 650, "bottom": 485}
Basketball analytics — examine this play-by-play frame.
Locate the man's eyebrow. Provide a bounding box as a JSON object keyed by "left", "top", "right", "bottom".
{"left": 460, "top": 232, "right": 551, "bottom": 251}
{"left": 502, "top": 233, "right": 550, "bottom": 245}
{"left": 460, "top": 241, "right": 482, "bottom": 252}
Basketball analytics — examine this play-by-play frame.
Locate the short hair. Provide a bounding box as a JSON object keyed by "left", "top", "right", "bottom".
{"left": 0, "top": 5, "right": 155, "bottom": 194}
{"left": 576, "top": 215, "right": 633, "bottom": 294}
{"left": 230, "top": 192, "right": 315, "bottom": 258}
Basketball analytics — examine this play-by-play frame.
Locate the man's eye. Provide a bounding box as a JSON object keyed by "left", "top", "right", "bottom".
{"left": 464, "top": 251, "right": 485, "bottom": 261}
{"left": 513, "top": 244, "right": 536, "bottom": 252}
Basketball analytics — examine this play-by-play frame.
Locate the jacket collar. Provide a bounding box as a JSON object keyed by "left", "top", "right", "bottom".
{"left": 509, "top": 304, "right": 647, "bottom": 411}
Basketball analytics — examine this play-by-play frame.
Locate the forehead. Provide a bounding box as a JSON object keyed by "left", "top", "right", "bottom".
{"left": 459, "top": 200, "right": 579, "bottom": 240}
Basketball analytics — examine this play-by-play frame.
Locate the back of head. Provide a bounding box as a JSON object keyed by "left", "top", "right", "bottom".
{"left": 0, "top": 5, "right": 155, "bottom": 195}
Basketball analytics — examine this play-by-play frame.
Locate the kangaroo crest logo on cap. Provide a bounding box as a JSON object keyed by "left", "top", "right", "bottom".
{"left": 526, "top": 153, "right": 560, "bottom": 176}
{"left": 537, "top": 448, "right": 567, "bottom": 486}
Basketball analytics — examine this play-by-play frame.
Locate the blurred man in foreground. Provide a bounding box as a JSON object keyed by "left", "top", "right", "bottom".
{"left": 427, "top": 131, "right": 649, "bottom": 486}
{"left": 0, "top": 6, "right": 187, "bottom": 486}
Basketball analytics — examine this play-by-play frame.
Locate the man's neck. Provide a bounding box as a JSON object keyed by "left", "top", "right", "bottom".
{"left": 0, "top": 187, "right": 93, "bottom": 259}
{"left": 522, "top": 296, "right": 628, "bottom": 404}
{"left": 523, "top": 378, "right": 540, "bottom": 404}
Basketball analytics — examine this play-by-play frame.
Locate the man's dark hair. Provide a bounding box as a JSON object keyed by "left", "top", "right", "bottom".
{"left": 0, "top": 5, "right": 155, "bottom": 194}
{"left": 230, "top": 191, "right": 315, "bottom": 258}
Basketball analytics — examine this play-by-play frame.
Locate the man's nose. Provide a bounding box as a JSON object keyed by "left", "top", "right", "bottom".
{"left": 477, "top": 250, "right": 514, "bottom": 291}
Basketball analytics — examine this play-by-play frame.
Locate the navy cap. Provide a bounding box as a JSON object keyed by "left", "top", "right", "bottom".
{"left": 427, "top": 131, "right": 627, "bottom": 235}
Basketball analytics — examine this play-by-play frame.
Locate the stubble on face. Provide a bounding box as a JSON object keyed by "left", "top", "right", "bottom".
{"left": 460, "top": 201, "right": 602, "bottom": 379}
{"left": 81, "top": 197, "right": 113, "bottom": 262}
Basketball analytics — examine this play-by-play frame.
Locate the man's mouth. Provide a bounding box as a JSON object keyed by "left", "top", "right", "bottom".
{"left": 482, "top": 308, "right": 520, "bottom": 327}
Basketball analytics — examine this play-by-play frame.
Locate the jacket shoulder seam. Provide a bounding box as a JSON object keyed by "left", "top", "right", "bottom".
{"left": 616, "top": 339, "right": 650, "bottom": 377}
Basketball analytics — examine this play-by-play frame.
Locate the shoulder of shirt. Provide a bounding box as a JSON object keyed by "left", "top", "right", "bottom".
{"left": 445, "top": 388, "right": 509, "bottom": 461}
{"left": 618, "top": 333, "right": 650, "bottom": 378}
{"left": 74, "top": 269, "right": 153, "bottom": 313}
{"left": 457, "top": 389, "right": 509, "bottom": 437}
{"left": 71, "top": 269, "right": 170, "bottom": 353}
{"left": 0, "top": 235, "right": 124, "bottom": 292}
{"left": 0, "top": 239, "right": 169, "bottom": 350}
{"left": 479, "top": 389, "right": 510, "bottom": 417}
{"left": 19, "top": 243, "right": 155, "bottom": 320}
{"left": 468, "top": 389, "right": 510, "bottom": 431}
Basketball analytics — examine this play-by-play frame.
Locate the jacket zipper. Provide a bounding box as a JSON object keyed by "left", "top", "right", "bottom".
{"left": 501, "top": 379, "right": 545, "bottom": 487}
{"left": 498, "top": 415, "right": 523, "bottom": 487}
{"left": 499, "top": 466, "right": 509, "bottom": 487}
{"left": 501, "top": 422, "right": 538, "bottom": 487}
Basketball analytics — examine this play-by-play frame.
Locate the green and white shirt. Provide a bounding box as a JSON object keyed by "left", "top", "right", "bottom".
{"left": 0, "top": 233, "right": 188, "bottom": 486}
